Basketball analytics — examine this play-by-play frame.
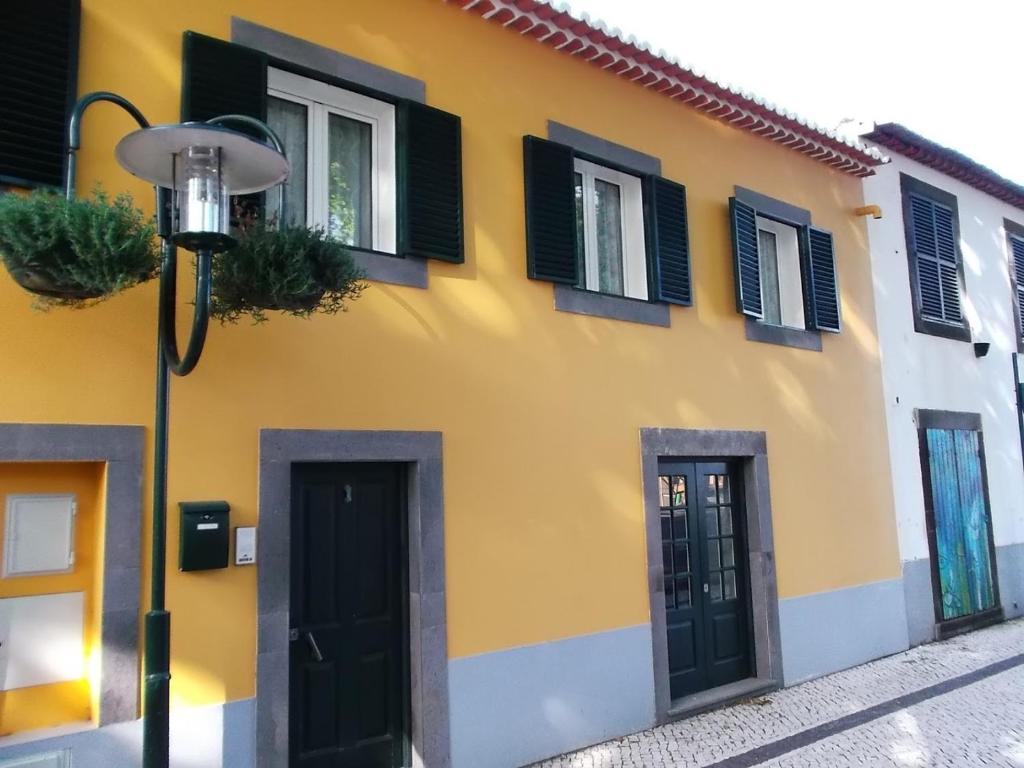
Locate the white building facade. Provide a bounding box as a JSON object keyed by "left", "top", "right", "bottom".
{"left": 862, "top": 124, "right": 1024, "bottom": 645}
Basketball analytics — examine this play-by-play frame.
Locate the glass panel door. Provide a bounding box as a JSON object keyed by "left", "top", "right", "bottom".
{"left": 658, "top": 461, "right": 751, "bottom": 700}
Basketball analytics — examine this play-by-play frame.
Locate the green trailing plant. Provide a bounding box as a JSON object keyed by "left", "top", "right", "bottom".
{"left": 0, "top": 187, "right": 159, "bottom": 307}
{"left": 210, "top": 220, "right": 365, "bottom": 324}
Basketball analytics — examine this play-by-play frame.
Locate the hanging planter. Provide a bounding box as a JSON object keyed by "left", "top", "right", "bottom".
{"left": 210, "top": 222, "right": 365, "bottom": 324}
{"left": 0, "top": 188, "right": 159, "bottom": 306}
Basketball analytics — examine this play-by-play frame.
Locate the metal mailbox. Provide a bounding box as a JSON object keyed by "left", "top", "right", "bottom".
{"left": 179, "top": 501, "right": 230, "bottom": 572}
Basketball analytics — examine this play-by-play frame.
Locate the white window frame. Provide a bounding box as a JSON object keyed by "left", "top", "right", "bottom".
{"left": 756, "top": 216, "right": 805, "bottom": 329}
{"left": 268, "top": 68, "right": 397, "bottom": 254}
{"left": 574, "top": 158, "right": 648, "bottom": 301}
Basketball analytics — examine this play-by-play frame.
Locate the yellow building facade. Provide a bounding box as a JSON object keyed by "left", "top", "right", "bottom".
{"left": 0, "top": 1, "right": 906, "bottom": 766}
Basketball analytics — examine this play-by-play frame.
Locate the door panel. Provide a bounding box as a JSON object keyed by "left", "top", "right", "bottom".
{"left": 290, "top": 463, "right": 407, "bottom": 768}
{"left": 659, "top": 461, "right": 751, "bottom": 700}
{"left": 695, "top": 463, "right": 750, "bottom": 688}
{"left": 925, "top": 428, "right": 997, "bottom": 621}
{"left": 659, "top": 466, "right": 706, "bottom": 698}
{"left": 953, "top": 430, "right": 996, "bottom": 613}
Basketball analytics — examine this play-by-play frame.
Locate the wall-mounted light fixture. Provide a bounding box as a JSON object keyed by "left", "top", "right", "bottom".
{"left": 854, "top": 204, "right": 883, "bottom": 219}
{"left": 974, "top": 341, "right": 991, "bottom": 358}
{"left": 116, "top": 123, "right": 288, "bottom": 253}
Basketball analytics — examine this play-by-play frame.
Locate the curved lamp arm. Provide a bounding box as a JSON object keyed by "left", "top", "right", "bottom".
{"left": 161, "top": 115, "right": 285, "bottom": 376}
{"left": 159, "top": 243, "right": 211, "bottom": 377}
{"left": 66, "top": 91, "right": 151, "bottom": 200}
{"left": 204, "top": 114, "right": 285, "bottom": 154}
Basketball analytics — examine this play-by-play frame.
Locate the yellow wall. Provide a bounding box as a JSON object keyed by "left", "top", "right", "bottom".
{"left": 0, "top": 463, "right": 104, "bottom": 734}
{"left": 0, "top": 0, "right": 900, "bottom": 714}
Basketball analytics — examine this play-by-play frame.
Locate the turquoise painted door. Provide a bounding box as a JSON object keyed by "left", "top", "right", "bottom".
{"left": 925, "top": 428, "right": 996, "bottom": 621}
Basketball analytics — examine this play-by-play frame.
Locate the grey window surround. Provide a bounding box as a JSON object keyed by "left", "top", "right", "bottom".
{"left": 734, "top": 186, "right": 811, "bottom": 227}
{"left": 554, "top": 284, "right": 670, "bottom": 327}
{"left": 0, "top": 423, "right": 145, "bottom": 729}
{"left": 639, "top": 427, "right": 782, "bottom": 722}
{"left": 745, "top": 318, "right": 822, "bottom": 352}
{"left": 546, "top": 122, "right": 672, "bottom": 325}
{"left": 915, "top": 408, "right": 983, "bottom": 433}
{"left": 734, "top": 186, "right": 823, "bottom": 351}
{"left": 257, "top": 429, "right": 449, "bottom": 768}
{"left": 231, "top": 18, "right": 429, "bottom": 289}
{"left": 548, "top": 121, "right": 661, "bottom": 176}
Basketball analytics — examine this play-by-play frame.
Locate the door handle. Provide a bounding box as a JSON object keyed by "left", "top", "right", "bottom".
{"left": 305, "top": 631, "right": 324, "bottom": 662}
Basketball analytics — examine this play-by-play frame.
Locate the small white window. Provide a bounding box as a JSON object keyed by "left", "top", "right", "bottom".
{"left": 756, "top": 216, "right": 805, "bottom": 329}
{"left": 266, "top": 68, "right": 397, "bottom": 254}
{"left": 3, "top": 494, "right": 76, "bottom": 577}
{"left": 574, "top": 158, "right": 648, "bottom": 300}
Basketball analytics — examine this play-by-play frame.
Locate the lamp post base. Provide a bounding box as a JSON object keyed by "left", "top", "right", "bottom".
{"left": 143, "top": 609, "right": 171, "bottom": 768}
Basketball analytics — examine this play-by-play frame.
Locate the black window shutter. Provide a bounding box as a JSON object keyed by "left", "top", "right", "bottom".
{"left": 729, "top": 197, "right": 762, "bottom": 318}
{"left": 1011, "top": 235, "right": 1024, "bottom": 340}
{"left": 0, "top": 0, "right": 80, "bottom": 188}
{"left": 181, "top": 32, "right": 268, "bottom": 222}
{"left": 802, "top": 226, "right": 841, "bottom": 333}
{"left": 180, "top": 32, "right": 267, "bottom": 129}
{"left": 397, "top": 101, "right": 463, "bottom": 263}
{"left": 648, "top": 176, "right": 692, "bottom": 306}
{"left": 523, "top": 136, "right": 577, "bottom": 284}
{"left": 909, "top": 193, "right": 962, "bottom": 324}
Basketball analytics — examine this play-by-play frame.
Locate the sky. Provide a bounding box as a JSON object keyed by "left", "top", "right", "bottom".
{"left": 561, "top": 0, "right": 1024, "bottom": 184}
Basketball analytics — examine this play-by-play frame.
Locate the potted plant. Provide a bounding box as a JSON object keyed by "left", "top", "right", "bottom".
{"left": 210, "top": 220, "right": 365, "bottom": 324}
{"left": 0, "top": 188, "right": 159, "bottom": 306}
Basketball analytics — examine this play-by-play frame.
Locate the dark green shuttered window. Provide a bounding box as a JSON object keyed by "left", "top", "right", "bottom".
{"left": 803, "top": 227, "right": 841, "bottom": 332}
{"left": 181, "top": 31, "right": 463, "bottom": 263}
{"left": 1008, "top": 230, "right": 1024, "bottom": 347}
{"left": 398, "top": 101, "right": 463, "bottom": 263}
{"left": 908, "top": 194, "right": 961, "bottom": 324}
{"left": 729, "top": 198, "right": 762, "bottom": 319}
{"left": 648, "top": 177, "right": 692, "bottom": 306}
{"left": 181, "top": 32, "right": 268, "bottom": 134}
{"left": 523, "top": 136, "right": 578, "bottom": 284}
{"left": 900, "top": 174, "right": 969, "bottom": 342}
{"left": 0, "top": 0, "right": 80, "bottom": 188}
{"left": 728, "top": 196, "right": 841, "bottom": 334}
{"left": 523, "top": 134, "right": 693, "bottom": 305}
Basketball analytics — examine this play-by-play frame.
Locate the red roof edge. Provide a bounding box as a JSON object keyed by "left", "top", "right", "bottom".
{"left": 862, "top": 123, "right": 1024, "bottom": 212}
{"left": 446, "top": 0, "right": 885, "bottom": 177}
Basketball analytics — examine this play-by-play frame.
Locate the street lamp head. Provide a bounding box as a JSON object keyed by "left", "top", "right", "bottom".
{"left": 114, "top": 123, "right": 289, "bottom": 253}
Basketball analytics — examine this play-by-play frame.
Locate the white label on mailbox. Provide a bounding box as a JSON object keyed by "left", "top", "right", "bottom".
{"left": 196, "top": 523, "right": 219, "bottom": 531}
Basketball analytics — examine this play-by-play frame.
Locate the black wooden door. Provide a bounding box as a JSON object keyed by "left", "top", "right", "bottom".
{"left": 659, "top": 461, "right": 751, "bottom": 700}
{"left": 290, "top": 463, "right": 408, "bottom": 768}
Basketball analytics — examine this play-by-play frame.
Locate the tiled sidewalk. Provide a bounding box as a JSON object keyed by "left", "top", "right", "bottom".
{"left": 534, "top": 619, "right": 1024, "bottom": 767}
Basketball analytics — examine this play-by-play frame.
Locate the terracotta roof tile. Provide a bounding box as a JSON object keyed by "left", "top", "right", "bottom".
{"left": 447, "top": 0, "right": 884, "bottom": 177}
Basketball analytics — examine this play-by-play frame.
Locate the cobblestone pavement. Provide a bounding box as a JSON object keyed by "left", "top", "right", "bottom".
{"left": 534, "top": 619, "right": 1024, "bottom": 767}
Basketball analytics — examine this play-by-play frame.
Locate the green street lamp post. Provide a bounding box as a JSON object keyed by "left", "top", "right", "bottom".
{"left": 65, "top": 92, "right": 289, "bottom": 768}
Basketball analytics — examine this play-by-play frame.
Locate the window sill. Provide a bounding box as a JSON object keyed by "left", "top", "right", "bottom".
{"left": 348, "top": 248, "right": 427, "bottom": 289}
{"left": 554, "top": 285, "right": 670, "bottom": 327}
{"left": 913, "top": 316, "right": 972, "bottom": 342}
{"left": 745, "top": 318, "right": 822, "bottom": 351}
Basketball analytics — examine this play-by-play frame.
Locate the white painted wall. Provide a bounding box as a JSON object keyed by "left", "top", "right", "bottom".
{"left": 862, "top": 152, "right": 1024, "bottom": 570}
